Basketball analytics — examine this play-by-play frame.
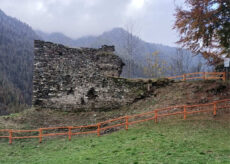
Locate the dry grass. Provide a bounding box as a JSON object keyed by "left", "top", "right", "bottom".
{"left": 0, "top": 80, "right": 229, "bottom": 130}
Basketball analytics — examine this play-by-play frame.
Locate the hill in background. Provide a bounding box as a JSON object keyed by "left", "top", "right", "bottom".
{"left": 0, "top": 9, "right": 38, "bottom": 114}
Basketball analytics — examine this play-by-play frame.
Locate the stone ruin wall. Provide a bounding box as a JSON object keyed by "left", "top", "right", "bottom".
{"left": 33, "top": 40, "right": 158, "bottom": 112}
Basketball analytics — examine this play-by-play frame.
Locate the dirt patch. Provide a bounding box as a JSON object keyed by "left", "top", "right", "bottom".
{"left": 0, "top": 80, "right": 229, "bottom": 129}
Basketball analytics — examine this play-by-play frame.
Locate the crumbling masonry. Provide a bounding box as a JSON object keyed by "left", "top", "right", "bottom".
{"left": 33, "top": 40, "right": 170, "bottom": 112}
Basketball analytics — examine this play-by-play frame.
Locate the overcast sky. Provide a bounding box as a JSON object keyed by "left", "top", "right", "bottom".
{"left": 0, "top": 0, "right": 185, "bottom": 47}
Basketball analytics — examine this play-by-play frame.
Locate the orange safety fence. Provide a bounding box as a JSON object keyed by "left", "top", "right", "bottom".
{"left": 167, "top": 72, "right": 226, "bottom": 81}
{"left": 1, "top": 99, "right": 229, "bottom": 144}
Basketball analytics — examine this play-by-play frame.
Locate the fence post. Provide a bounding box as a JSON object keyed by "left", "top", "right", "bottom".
{"left": 68, "top": 127, "right": 72, "bottom": 141}
{"left": 154, "top": 111, "right": 158, "bottom": 123}
{"left": 223, "top": 72, "right": 226, "bottom": 82}
{"left": 213, "top": 102, "right": 217, "bottom": 116}
{"left": 183, "top": 106, "right": 187, "bottom": 120}
{"left": 125, "top": 116, "right": 129, "bottom": 130}
{"left": 203, "top": 72, "right": 206, "bottom": 80}
{"left": 39, "top": 128, "right": 43, "bottom": 143}
{"left": 9, "top": 130, "right": 12, "bottom": 144}
{"left": 97, "top": 123, "right": 101, "bottom": 137}
{"left": 183, "top": 74, "right": 186, "bottom": 81}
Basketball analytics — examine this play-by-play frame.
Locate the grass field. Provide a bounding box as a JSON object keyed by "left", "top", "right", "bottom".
{"left": 0, "top": 115, "right": 230, "bottom": 164}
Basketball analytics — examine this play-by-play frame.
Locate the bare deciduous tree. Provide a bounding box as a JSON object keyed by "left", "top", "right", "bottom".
{"left": 168, "top": 49, "right": 210, "bottom": 76}
{"left": 122, "top": 21, "right": 140, "bottom": 78}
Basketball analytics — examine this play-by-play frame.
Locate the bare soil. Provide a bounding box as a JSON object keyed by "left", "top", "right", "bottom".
{"left": 0, "top": 80, "right": 229, "bottom": 129}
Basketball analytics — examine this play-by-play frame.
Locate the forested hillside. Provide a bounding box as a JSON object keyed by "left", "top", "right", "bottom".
{"left": 0, "top": 9, "right": 38, "bottom": 114}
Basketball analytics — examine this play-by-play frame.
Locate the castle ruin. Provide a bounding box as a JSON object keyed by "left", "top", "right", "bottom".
{"left": 33, "top": 40, "right": 157, "bottom": 112}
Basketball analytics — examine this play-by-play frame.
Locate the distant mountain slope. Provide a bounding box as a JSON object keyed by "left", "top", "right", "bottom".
{"left": 37, "top": 28, "right": 212, "bottom": 78}
{"left": 0, "top": 9, "right": 38, "bottom": 114}
{"left": 36, "top": 30, "right": 76, "bottom": 47}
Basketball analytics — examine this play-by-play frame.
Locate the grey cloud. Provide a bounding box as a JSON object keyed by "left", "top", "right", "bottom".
{"left": 0, "top": 0, "right": 185, "bottom": 46}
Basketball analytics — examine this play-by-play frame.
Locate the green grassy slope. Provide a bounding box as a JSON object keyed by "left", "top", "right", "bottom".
{"left": 0, "top": 115, "right": 229, "bottom": 164}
